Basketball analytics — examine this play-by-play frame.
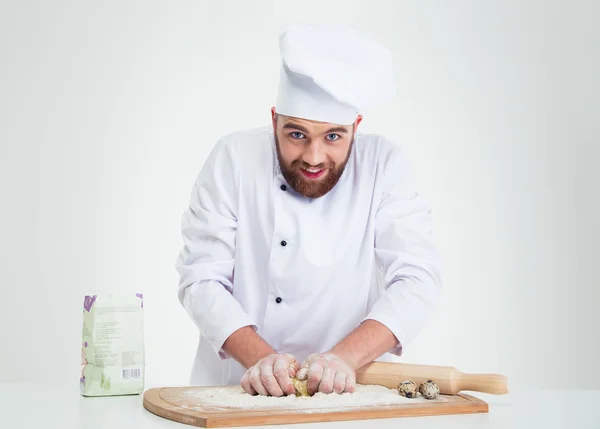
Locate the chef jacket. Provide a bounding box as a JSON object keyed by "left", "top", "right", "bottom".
{"left": 175, "top": 126, "right": 442, "bottom": 386}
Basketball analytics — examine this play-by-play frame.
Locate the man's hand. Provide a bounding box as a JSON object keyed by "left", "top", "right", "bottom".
{"left": 240, "top": 353, "right": 300, "bottom": 397}
{"left": 296, "top": 353, "right": 356, "bottom": 395}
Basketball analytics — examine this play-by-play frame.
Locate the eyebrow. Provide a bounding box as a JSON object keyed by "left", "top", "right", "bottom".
{"left": 282, "top": 123, "right": 310, "bottom": 133}
{"left": 323, "top": 126, "right": 349, "bottom": 134}
{"left": 282, "top": 123, "right": 349, "bottom": 135}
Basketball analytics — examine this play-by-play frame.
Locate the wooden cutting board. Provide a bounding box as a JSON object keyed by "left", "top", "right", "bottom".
{"left": 143, "top": 385, "right": 488, "bottom": 428}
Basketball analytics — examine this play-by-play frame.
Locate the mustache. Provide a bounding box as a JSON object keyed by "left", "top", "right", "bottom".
{"left": 291, "top": 160, "right": 332, "bottom": 170}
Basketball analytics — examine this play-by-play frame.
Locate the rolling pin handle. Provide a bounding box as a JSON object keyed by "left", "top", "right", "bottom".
{"left": 458, "top": 373, "right": 509, "bottom": 395}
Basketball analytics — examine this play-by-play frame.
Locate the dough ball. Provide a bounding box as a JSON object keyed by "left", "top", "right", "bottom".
{"left": 292, "top": 377, "right": 310, "bottom": 397}
{"left": 419, "top": 380, "right": 440, "bottom": 399}
{"left": 397, "top": 380, "right": 418, "bottom": 398}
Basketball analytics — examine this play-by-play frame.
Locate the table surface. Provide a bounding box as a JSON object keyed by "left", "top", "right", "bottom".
{"left": 2, "top": 382, "right": 599, "bottom": 429}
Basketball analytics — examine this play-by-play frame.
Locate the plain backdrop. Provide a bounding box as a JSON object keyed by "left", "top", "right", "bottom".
{"left": 1, "top": 0, "right": 598, "bottom": 391}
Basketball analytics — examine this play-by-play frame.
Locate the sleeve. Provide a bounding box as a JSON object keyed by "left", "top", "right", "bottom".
{"left": 175, "top": 138, "right": 257, "bottom": 359}
{"left": 363, "top": 148, "right": 443, "bottom": 356}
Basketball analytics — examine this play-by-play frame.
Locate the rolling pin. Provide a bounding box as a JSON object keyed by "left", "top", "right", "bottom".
{"left": 355, "top": 362, "right": 508, "bottom": 395}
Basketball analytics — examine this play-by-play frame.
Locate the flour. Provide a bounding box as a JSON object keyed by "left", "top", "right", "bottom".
{"left": 179, "top": 385, "right": 448, "bottom": 413}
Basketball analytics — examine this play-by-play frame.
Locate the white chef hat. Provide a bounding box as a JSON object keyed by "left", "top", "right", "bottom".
{"left": 275, "top": 24, "right": 396, "bottom": 125}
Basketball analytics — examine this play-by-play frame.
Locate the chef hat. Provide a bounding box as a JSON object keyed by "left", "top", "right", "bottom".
{"left": 275, "top": 24, "right": 396, "bottom": 125}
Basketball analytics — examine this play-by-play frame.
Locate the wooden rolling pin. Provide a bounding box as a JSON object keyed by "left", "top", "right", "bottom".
{"left": 355, "top": 362, "right": 508, "bottom": 395}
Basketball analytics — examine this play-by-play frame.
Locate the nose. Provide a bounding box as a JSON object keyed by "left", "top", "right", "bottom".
{"left": 302, "top": 140, "right": 326, "bottom": 166}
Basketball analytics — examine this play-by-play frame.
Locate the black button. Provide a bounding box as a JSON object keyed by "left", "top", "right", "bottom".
{"left": 280, "top": 184, "right": 287, "bottom": 191}
{"left": 275, "top": 297, "right": 282, "bottom": 303}
{"left": 280, "top": 240, "right": 287, "bottom": 246}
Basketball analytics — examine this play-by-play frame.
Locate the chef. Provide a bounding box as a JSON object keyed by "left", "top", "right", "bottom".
{"left": 175, "top": 24, "right": 442, "bottom": 397}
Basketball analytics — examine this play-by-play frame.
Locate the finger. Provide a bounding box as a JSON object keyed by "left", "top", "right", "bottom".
{"left": 319, "top": 366, "right": 335, "bottom": 394}
{"left": 249, "top": 365, "right": 269, "bottom": 396}
{"left": 333, "top": 372, "right": 347, "bottom": 394}
{"left": 296, "top": 365, "right": 309, "bottom": 381}
{"left": 307, "top": 362, "right": 324, "bottom": 396}
{"left": 240, "top": 371, "right": 257, "bottom": 395}
{"left": 298, "top": 353, "right": 319, "bottom": 378}
{"left": 274, "top": 358, "right": 295, "bottom": 396}
{"left": 345, "top": 375, "right": 356, "bottom": 393}
{"left": 260, "top": 361, "right": 284, "bottom": 397}
{"left": 287, "top": 356, "right": 300, "bottom": 378}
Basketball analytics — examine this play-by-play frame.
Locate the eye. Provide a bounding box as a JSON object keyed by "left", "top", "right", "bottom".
{"left": 290, "top": 131, "right": 305, "bottom": 139}
{"left": 326, "top": 133, "right": 340, "bottom": 141}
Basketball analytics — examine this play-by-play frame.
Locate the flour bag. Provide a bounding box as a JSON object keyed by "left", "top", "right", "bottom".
{"left": 80, "top": 294, "right": 145, "bottom": 396}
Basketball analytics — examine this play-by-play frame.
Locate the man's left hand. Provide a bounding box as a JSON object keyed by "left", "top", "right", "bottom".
{"left": 296, "top": 353, "right": 356, "bottom": 395}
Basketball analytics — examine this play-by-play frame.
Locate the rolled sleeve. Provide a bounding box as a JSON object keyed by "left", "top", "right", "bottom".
{"left": 364, "top": 148, "right": 443, "bottom": 356}
{"left": 175, "top": 139, "right": 257, "bottom": 359}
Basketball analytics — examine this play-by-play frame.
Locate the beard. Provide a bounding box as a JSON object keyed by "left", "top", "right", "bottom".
{"left": 274, "top": 134, "right": 354, "bottom": 199}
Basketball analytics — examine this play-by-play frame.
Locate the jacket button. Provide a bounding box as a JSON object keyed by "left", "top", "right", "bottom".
{"left": 280, "top": 184, "right": 287, "bottom": 191}
{"left": 275, "top": 297, "right": 282, "bottom": 303}
{"left": 280, "top": 240, "right": 287, "bottom": 246}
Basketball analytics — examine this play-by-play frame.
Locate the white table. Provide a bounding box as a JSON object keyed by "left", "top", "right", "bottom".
{"left": 1, "top": 382, "right": 599, "bottom": 429}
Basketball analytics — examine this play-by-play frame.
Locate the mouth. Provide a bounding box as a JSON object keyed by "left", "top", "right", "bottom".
{"left": 299, "top": 166, "right": 326, "bottom": 179}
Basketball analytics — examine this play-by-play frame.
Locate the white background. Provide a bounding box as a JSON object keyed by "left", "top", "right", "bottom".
{"left": 1, "top": 0, "right": 598, "bottom": 391}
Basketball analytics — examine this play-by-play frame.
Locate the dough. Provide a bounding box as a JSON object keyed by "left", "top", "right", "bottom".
{"left": 397, "top": 380, "right": 417, "bottom": 398}
{"left": 419, "top": 380, "right": 440, "bottom": 399}
{"left": 292, "top": 377, "right": 310, "bottom": 397}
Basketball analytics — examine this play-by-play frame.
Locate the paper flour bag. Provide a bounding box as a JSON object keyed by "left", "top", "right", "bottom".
{"left": 80, "top": 293, "right": 145, "bottom": 396}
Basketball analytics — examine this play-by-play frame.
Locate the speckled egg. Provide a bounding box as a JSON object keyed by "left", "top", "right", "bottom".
{"left": 419, "top": 380, "right": 440, "bottom": 399}
{"left": 397, "top": 380, "right": 418, "bottom": 398}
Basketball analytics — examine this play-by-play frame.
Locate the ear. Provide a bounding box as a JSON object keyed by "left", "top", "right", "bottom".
{"left": 352, "top": 115, "right": 363, "bottom": 135}
{"left": 271, "top": 107, "right": 277, "bottom": 130}
{"left": 354, "top": 115, "right": 363, "bottom": 129}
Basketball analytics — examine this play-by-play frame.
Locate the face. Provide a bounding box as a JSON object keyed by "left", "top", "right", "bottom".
{"left": 271, "top": 107, "right": 362, "bottom": 198}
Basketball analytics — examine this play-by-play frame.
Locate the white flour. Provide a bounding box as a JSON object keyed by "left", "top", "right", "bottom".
{"left": 179, "top": 385, "right": 447, "bottom": 413}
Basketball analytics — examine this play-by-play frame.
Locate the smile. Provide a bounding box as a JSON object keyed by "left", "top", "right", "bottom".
{"left": 300, "top": 167, "right": 326, "bottom": 179}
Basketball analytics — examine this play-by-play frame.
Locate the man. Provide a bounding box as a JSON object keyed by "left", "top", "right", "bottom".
{"left": 175, "top": 24, "right": 442, "bottom": 397}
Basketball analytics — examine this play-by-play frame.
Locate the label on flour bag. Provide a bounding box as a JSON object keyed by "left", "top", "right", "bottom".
{"left": 80, "top": 294, "right": 145, "bottom": 396}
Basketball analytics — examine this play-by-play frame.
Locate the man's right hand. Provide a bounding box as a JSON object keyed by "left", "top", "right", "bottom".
{"left": 240, "top": 353, "right": 299, "bottom": 397}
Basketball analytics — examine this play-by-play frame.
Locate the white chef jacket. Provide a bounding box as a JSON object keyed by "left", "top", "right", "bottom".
{"left": 175, "top": 126, "right": 442, "bottom": 386}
